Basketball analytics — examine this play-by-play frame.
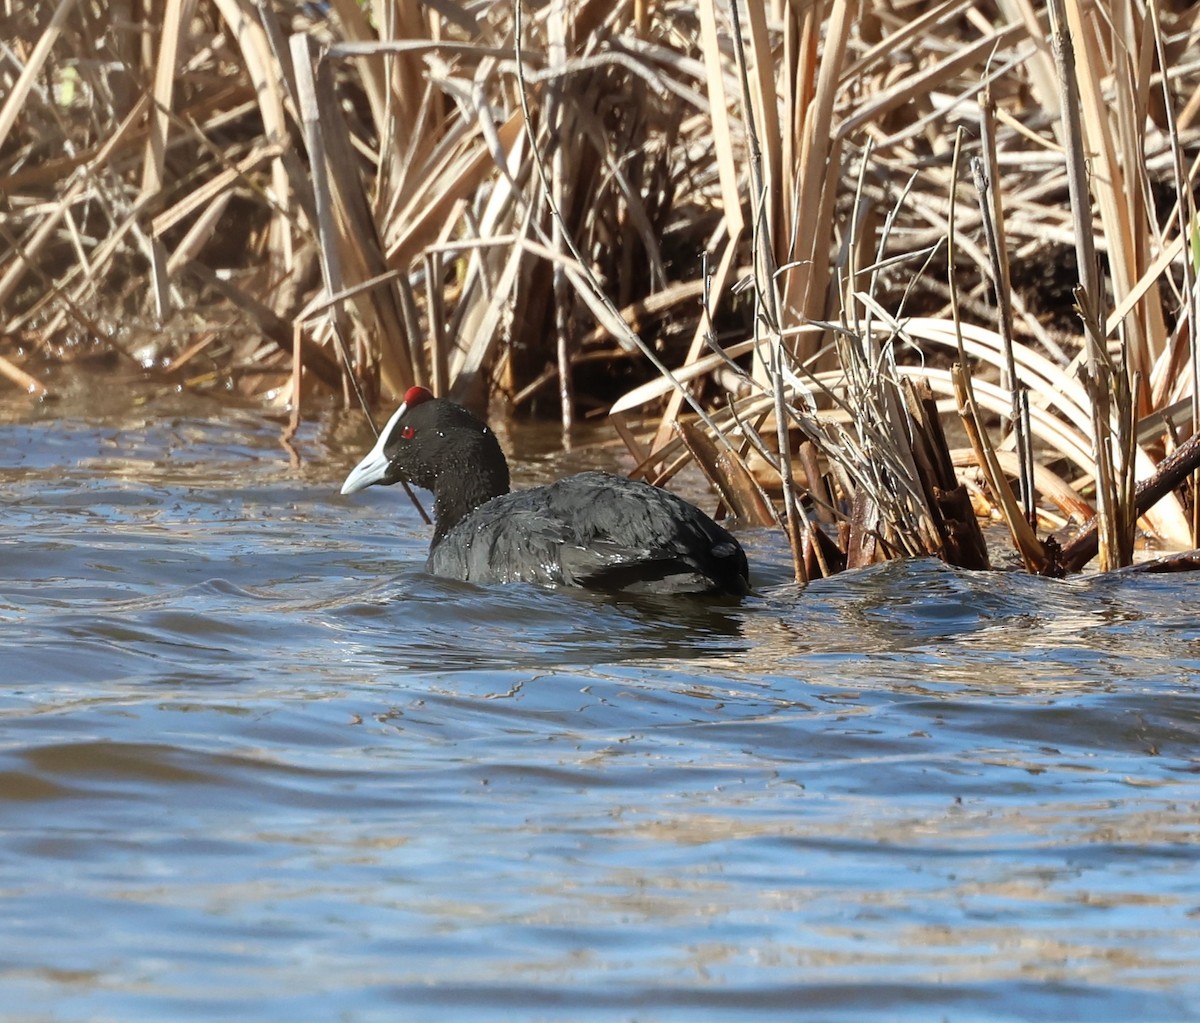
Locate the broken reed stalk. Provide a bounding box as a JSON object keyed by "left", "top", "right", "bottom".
{"left": 0, "top": 351, "right": 47, "bottom": 396}
{"left": 1148, "top": 0, "right": 1200, "bottom": 547}
{"left": 290, "top": 33, "right": 358, "bottom": 413}
{"left": 726, "top": 0, "right": 808, "bottom": 586}
{"left": 902, "top": 379, "right": 990, "bottom": 570}
{"left": 974, "top": 85, "right": 1032, "bottom": 524}
{"left": 1047, "top": 0, "right": 1130, "bottom": 570}
{"left": 1061, "top": 430, "right": 1200, "bottom": 572}
{"left": 947, "top": 129, "right": 1051, "bottom": 573}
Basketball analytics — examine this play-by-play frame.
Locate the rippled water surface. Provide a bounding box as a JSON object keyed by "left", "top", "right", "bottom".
{"left": 3, "top": 374, "right": 1200, "bottom": 1022}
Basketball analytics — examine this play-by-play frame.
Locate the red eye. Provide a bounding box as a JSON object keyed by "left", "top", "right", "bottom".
{"left": 401, "top": 425, "right": 415, "bottom": 439}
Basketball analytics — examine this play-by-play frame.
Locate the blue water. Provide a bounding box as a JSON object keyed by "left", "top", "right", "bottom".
{"left": 2, "top": 379, "right": 1199, "bottom": 1021}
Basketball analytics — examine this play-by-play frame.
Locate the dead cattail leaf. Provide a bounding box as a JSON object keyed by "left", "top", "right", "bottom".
{"left": 675, "top": 420, "right": 777, "bottom": 527}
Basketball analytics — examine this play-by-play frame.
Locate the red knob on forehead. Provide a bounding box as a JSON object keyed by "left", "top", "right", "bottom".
{"left": 403, "top": 386, "right": 434, "bottom": 406}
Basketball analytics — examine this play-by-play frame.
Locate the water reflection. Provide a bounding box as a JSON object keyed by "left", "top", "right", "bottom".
{"left": 326, "top": 575, "right": 751, "bottom": 675}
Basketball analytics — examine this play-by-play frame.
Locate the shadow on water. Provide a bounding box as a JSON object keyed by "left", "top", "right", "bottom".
{"left": 324, "top": 572, "right": 751, "bottom": 674}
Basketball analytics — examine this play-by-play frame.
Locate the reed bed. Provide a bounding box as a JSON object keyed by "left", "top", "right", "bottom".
{"left": 2, "top": 0, "right": 1199, "bottom": 577}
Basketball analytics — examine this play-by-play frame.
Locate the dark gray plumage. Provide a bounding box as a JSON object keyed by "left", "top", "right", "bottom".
{"left": 342, "top": 387, "right": 749, "bottom": 596}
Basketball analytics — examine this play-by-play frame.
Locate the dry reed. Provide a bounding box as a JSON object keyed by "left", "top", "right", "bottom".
{"left": 2, "top": 1, "right": 1199, "bottom": 576}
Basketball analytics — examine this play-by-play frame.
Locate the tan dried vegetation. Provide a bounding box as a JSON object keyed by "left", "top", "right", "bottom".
{"left": 2, "top": 0, "right": 1199, "bottom": 579}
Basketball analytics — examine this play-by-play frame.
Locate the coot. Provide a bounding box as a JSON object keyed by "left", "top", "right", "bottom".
{"left": 340, "top": 387, "right": 750, "bottom": 595}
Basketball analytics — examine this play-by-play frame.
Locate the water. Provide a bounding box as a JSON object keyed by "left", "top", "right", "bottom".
{"left": 3, "top": 373, "right": 1199, "bottom": 1021}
